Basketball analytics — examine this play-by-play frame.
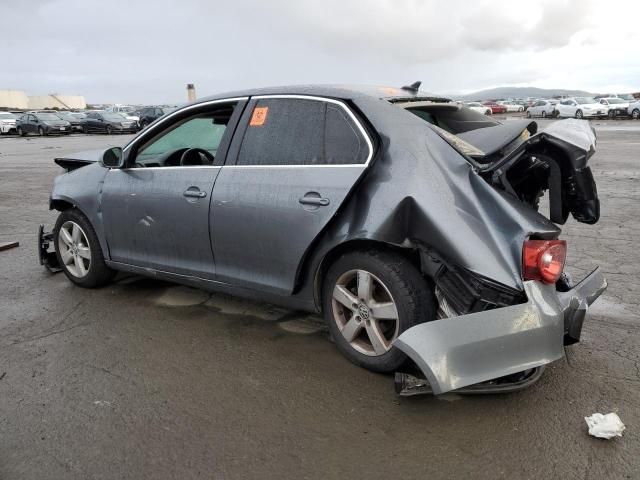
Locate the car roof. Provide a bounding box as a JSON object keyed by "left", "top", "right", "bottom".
{"left": 193, "top": 84, "right": 450, "bottom": 105}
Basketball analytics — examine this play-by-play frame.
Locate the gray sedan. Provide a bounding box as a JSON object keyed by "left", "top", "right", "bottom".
{"left": 39, "top": 85, "right": 606, "bottom": 395}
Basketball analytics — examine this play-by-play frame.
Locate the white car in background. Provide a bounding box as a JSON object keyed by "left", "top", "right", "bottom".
{"left": 526, "top": 100, "right": 556, "bottom": 118}
{"left": 0, "top": 112, "right": 18, "bottom": 134}
{"left": 555, "top": 97, "right": 608, "bottom": 119}
{"left": 628, "top": 100, "right": 640, "bottom": 119}
{"left": 465, "top": 102, "right": 492, "bottom": 115}
{"left": 598, "top": 97, "right": 629, "bottom": 117}
{"left": 106, "top": 104, "right": 140, "bottom": 123}
{"left": 497, "top": 101, "right": 525, "bottom": 112}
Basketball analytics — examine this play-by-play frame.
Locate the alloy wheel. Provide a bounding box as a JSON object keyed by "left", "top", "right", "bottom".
{"left": 331, "top": 269, "right": 400, "bottom": 356}
{"left": 632, "top": 109, "right": 639, "bottom": 120}
{"left": 57, "top": 221, "right": 92, "bottom": 278}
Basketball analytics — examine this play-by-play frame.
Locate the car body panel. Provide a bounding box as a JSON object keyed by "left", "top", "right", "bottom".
{"left": 395, "top": 268, "right": 607, "bottom": 394}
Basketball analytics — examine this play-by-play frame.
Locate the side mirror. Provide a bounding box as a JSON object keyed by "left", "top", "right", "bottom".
{"left": 100, "top": 147, "right": 124, "bottom": 169}
{"left": 33, "top": 119, "right": 39, "bottom": 123}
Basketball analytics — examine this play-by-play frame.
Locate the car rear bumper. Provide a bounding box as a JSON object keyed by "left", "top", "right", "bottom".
{"left": 1, "top": 124, "right": 17, "bottom": 133}
{"left": 394, "top": 267, "right": 607, "bottom": 394}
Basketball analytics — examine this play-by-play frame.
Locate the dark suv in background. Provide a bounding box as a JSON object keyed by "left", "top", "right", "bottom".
{"left": 137, "top": 106, "right": 174, "bottom": 128}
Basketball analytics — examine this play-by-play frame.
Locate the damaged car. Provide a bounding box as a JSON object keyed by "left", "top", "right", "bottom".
{"left": 39, "top": 83, "right": 606, "bottom": 395}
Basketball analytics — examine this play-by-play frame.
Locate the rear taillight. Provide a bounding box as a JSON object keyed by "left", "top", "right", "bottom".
{"left": 522, "top": 240, "right": 566, "bottom": 284}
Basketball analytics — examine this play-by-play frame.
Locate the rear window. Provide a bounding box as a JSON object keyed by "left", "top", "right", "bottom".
{"left": 236, "top": 98, "right": 368, "bottom": 166}
{"left": 404, "top": 104, "right": 498, "bottom": 134}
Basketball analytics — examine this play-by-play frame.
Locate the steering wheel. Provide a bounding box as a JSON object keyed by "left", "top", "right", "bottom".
{"left": 179, "top": 148, "right": 215, "bottom": 166}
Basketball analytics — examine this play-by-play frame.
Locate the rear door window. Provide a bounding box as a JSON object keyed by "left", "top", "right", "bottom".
{"left": 235, "top": 98, "right": 368, "bottom": 166}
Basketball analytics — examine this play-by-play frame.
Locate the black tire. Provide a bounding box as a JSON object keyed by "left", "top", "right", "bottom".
{"left": 54, "top": 209, "right": 115, "bottom": 288}
{"left": 139, "top": 120, "right": 147, "bottom": 129}
{"left": 526, "top": 110, "right": 531, "bottom": 118}
{"left": 83, "top": 125, "right": 89, "bottom": 134}
{"left": 106, "top": 125, "right": 113, "bottom": 135}
{"left": 17, "top": 126, "right": 24, "bottom": 136}
{"left": 38, "top": 126, "right": 45, "bottom": 136}
{"left": 575, "top": 109, "right": 583, "bottom": 119}
{"left": 322, "top": 249, "right": 435, "bottom": 373}
{"left": 542, "top": 111, "right": 547, "bottom": 118}
{"left": 632, "top": 109, "right": 640, "bottom": 120}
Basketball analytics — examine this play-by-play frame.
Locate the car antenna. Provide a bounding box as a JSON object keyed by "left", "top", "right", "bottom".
{"left": 401, "top": 81, "right": 421, "bottom": 92}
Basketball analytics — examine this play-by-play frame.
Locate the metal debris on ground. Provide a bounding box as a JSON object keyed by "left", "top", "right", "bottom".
{"left": 0, "top": 241, "right": 19, "bottom": 251}
{"left": 585, "top": 412, "right": 625, "bottom": 439}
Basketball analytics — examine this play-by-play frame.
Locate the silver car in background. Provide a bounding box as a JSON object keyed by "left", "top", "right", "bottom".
{"left": 526, "top": 99, "right": 556, "bottom": 118}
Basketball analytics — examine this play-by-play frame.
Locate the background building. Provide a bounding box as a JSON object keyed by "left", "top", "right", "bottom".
{"left": 0, "top": 90, "right": 86, "bottom": 110}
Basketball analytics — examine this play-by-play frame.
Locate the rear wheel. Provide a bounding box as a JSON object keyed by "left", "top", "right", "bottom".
{"left": 38, "top": 126, "right": 45, "bottom": 136}
{"left": 106, "top": 125, "right": 113, "bottom": 135}
{"left": 54, "top": 209, "right": 115, "bottom": 288}
{"left": 17, "top": 126, "right": 24, "bottom": 136}
{"left": 526, "top": 110, "right": 531, "bottom": 118}
{"left": 322, "top": 249, "right": 435, "bottom": 373}
{"left": 542, "top": 111, "right": 547, "bottom": 118}
{"left": 632, "top": 109, "right": 640, "bottom": 120}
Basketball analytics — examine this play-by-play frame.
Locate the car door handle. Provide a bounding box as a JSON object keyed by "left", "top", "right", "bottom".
{"left": 299, "top": 195, "right": 330, "bottom": 206}
{"left": 183, "top": 188, "right": 207, "bottom": 198}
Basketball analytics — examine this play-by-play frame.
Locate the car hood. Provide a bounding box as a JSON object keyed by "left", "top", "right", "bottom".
{"left": 54, "top": 149, "right": 103, "bottom": 171}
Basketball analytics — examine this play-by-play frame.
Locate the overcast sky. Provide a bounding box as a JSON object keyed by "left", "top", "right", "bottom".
{"left": 2, "top": 0, "right": 638, "bottom": 104}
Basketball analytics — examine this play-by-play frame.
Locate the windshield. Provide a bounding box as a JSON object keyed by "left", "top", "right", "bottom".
{"left": 606, "top": 98, "right": 624, "bottom": 104}
{"left": 0, "top": 112, "right": 17, "bottom": 119}
{"left": 72, "top": 113, "right": 86, "bottom": 119}
{"left": 575, "top": 97, "right": 596, "bottom": 105}
{"left": 36, "top": 113, "right": 62, "bottom": 120}
{"left": 103, "top": 113, "right": 127, "bottom": 121}
{"left": 617, "top": 94, "right": 634, "bottom": 101}
{"left": 56, "top": 113, "right": 74, "bottom": 119}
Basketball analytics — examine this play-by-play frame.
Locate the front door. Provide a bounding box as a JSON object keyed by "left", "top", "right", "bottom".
{"left": 210, "top": 96, "right": 373, "bottom": 295}
{"left": 101, "top": 100, "right": 244, "bottom": 279}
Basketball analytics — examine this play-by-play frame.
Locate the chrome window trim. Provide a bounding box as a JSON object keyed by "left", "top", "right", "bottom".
{"left": 120, "top": 94, "right": 374, "bottom": 170}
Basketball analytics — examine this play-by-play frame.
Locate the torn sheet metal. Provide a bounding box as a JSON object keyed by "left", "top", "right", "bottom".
{"left": 394, "top": 268, "right": 606, "bottom": 395}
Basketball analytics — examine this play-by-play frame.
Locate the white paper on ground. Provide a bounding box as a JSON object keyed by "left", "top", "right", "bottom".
{"left": 584, "top": 412, "right": 625, "bottom": 439}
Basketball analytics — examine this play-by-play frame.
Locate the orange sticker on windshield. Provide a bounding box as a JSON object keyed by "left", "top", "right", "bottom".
{"left": 250, "top": 106, "right": 268, "bottom": 126}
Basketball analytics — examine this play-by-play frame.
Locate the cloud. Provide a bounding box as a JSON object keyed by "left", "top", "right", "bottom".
{"left": 0, "top": 0, "right": 638, "bottom": 103}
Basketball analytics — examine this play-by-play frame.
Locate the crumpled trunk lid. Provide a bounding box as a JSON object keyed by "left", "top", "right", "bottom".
{"left": 479, "top": 119, "right": 600, "bottom": 225}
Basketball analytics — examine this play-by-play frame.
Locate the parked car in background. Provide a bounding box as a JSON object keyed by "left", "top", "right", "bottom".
{"left": 483, "top": 101, "right": 507, "bottom": 114}
{"left": 106, "top": 105, "right": 140, "bottom": 124}
{"left": 39, "top": 84, "right": 605, "bottom": 395}
{"left": 628, "top": 100, "right": 640, "bottom": 119}
{"left": 555, "top": 97, "right": 607, "bottom": 119}
{"left": 81, "top": 111, "right": 138, "bottom": 134}
{"left": 0, "top": 112, "right": 18, "bottom": 134}
{"left": 138, "top": 106, "right": 175, "bottom": 128}
{"left": 17, "top": 112, "right": 71, "bottom": 136}
{"left": 526, "top": 100, "right": 556, "bottom": 118}
{"left": 497, "top": 101, "right": 524, "bottom": 112}
{"left": 55, "top": 112, "right": 85, "bottom": 132}
{"left": 614, "top": 93, "right": 635, "bottom": 102}
{"left": 598, "top": 98, "right": 629, "bottom": 117}
{"left": 465, "top": 102, "right": 492, "bottom": 115}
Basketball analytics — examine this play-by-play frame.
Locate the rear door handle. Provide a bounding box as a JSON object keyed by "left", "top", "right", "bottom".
{"left": 299, "top": 195, "right": 330, "bottom": 206}
{"left": 183, "top": 187, "right": 207, "bottom": 198}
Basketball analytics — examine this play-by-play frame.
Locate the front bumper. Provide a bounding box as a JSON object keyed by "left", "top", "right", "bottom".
{"left": 1, "top": 124, "right": 17, "bottom": 134}
{"left": 394, "top": 268, "right": 607, "bottom": 394}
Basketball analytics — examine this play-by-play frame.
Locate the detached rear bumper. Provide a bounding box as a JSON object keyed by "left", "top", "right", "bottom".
{"left": 394, "top": 268, "right": 607, "bottom": 394}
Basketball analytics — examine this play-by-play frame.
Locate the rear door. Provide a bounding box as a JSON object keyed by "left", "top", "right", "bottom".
{"left": 210, "top": 95, "right": 373, "bottom": 295}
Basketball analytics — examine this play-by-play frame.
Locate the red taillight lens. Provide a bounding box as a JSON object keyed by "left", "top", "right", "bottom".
{"left": 522, "top": 240, "right": 566, "bottom": 284}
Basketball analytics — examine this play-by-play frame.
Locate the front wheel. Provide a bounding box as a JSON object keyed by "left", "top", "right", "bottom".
{"left": 526, "top": 110, "right": 531, "bottom": 118}
{"left": 54, "top": 209, "right": 115, "bottom": 288}
{"left": 38, "top": 126, "right": 45, "bottom": 136}
{"left": 17, "top": 126, "right": 24, "bottom": 136}
{"left": 633, "top": 109, "right": 640, "bottom": 120}
{"left": 542, "top": 111, "right": 547, "bottom": 118}
{"left": 322, "top": 249, "right": 435, "bottom": 373}
{"left": 106, "top": 125, "right": 113, "bottom": 135}
{"left": 575, "top": 109, "right": 583, "bottom": 119}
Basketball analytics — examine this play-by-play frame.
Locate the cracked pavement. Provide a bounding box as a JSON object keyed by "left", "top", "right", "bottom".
{"left": 0, "top": 122, "right": 639, "bottom": 479}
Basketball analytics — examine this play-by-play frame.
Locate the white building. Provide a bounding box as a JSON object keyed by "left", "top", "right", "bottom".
{"left": 0, "top": 90, "right": 86, "bottom": 110}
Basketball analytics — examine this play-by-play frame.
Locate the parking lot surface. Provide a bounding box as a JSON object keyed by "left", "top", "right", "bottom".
{"left": 1, "top": 123, "right": 639, "bottom": 479}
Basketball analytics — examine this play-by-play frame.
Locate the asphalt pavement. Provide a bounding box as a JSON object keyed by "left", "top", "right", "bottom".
{"left": 0, "top": 122, "right": 639, "bottom": 479}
